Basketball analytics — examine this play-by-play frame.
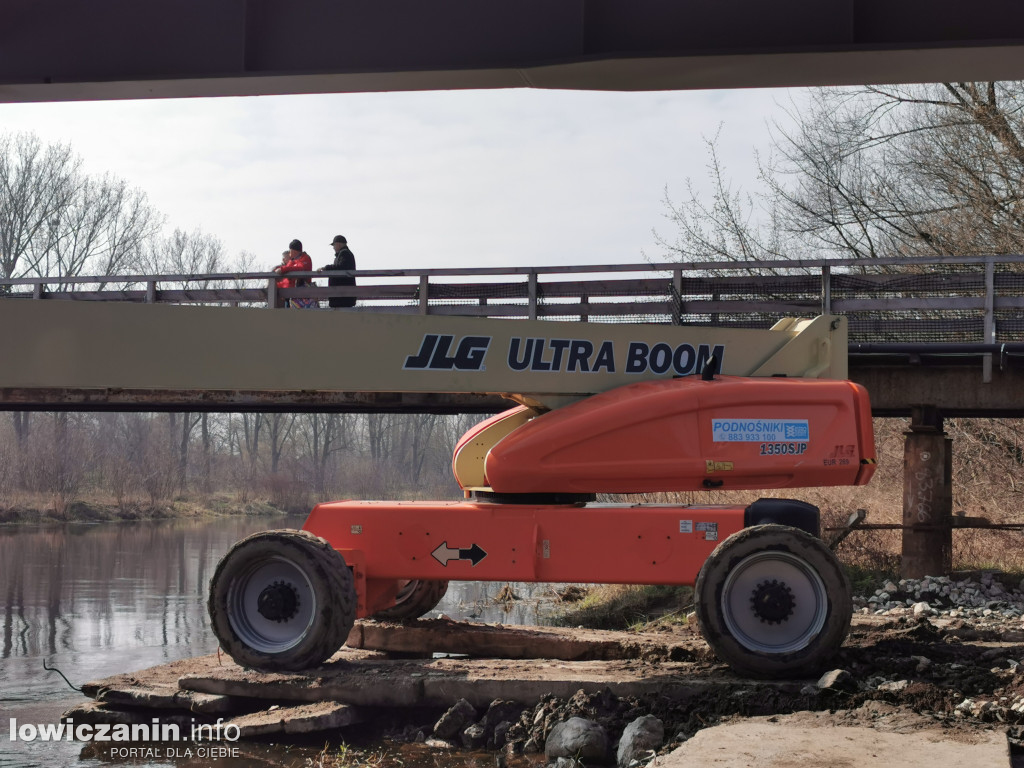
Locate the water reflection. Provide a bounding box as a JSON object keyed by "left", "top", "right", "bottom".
{"left": 441, "top": 581, "right": 562, "bottom": 626}
{"left": 0, "top": 515, "right": 303, "bottom": 768}
{"left": 0, "top": 517, "right": 565, "bottom": 768}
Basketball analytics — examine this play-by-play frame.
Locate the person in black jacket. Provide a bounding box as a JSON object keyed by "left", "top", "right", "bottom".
{"left": 321, "top": 235, "right": 357, "bottom": 308}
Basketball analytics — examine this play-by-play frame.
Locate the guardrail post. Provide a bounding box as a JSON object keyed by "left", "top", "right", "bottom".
{"left": 419, "top": 275, "right": 429, "bottom": 315}
{"left": 580, "top": 294, "right": 589, "bottom": 322}
{"left": 983, "top": 259, "right": 995, "bottom": 383}
{"left": 528, "top": 272, "right": 538, "bottom": 321}
{"left": 267, "top": 278, "right": 279, "bottom": 309}
{"left": 145, "top": 280, "right": 157, "bottom": 304}
{"left": 32, "top": 282, "right": 44, "bottom": 300}
{"left": 821, "top": 264, "right": 832, "bottom": 315}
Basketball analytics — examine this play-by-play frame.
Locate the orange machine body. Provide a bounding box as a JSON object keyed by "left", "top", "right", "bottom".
{"left": 303, "top": 500, "right": 746, "bottom": 617}
{"left": 304, "top": 375, "right": 875, "bottom": 617}
{"left": 460, "top": 375, "right": 875, "bottom": 494}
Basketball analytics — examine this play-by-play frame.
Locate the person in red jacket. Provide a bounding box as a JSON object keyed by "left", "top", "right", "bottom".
{"left": 274, "top": 251, "right": 293, "bottom": 290}
{"left": 273, "top": 239, "right": 317, "bottom": 308}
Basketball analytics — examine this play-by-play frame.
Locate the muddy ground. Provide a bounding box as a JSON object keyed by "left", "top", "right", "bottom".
{"left": 72, "top": 606, "right": 1024, "bottom": 765}
{"left": 311, "top": 612, "right": 1024, "bottom": 765}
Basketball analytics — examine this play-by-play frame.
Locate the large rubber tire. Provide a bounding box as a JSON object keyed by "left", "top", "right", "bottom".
{"left": 208, "top": 529, "right": 356, "bottom": 672}
{"left": 371, "top": 579, "right": 449, "bottom": 621}
{"left": 695, "top": 524, "right": 851, "bottom": 679}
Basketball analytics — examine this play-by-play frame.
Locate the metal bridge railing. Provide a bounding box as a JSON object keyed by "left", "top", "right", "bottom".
{"left": 2, "top": 255, "right": 1023, "bottom": 346}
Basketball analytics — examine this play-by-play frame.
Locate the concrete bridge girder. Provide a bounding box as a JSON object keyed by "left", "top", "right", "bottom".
{"left": 6, "top": 0, "right": 1024, "bottom": 103}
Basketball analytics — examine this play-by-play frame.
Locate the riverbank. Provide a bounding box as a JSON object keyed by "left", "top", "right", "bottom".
{"left": 65, "top": 605, "right": 1023, "bottom": 768}
{"left": 0, "top": 494, "right": 288, "bottom": 525}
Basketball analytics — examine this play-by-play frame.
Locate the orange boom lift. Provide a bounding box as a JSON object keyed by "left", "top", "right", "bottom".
{"left": 200, "top": 311, "right": 875, "bottom": 678}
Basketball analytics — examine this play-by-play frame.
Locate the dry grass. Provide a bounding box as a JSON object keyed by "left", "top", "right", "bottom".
{"left": 0, "top": 490, "right": 283, "bottom": 524}
{"left": 549, "top": 583, "right": 694, "bottom": 629}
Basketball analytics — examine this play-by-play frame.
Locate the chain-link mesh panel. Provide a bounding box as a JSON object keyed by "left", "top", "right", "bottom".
{"left": 833, "top": 272, "right": 985, "bottom": 299}
{"left": 848, "top": 312, "right": 984, "bottom": 343}
{"left": 420, "top": 281, "right": 533, "bottom": 316}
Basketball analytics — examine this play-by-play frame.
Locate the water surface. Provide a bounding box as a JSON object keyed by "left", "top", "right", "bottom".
{"left": 0, "top": 516, "right": 557, "bottom": 767}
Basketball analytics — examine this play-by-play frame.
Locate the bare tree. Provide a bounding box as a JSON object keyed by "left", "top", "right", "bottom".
{"left": 139, "top": 227, "right": 226, "bottom": 286}
{"left": 0, "top": 133, "right": 78, "bottom": 282}
{"left": 0, "top": 131, "right": 161, "bottom": 282}
{"left": 658, "top": 82, "right": 1024, "bottom": 265}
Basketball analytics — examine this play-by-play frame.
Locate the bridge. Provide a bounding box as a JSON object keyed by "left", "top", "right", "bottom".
{"left": 4, "top": 0, "right": 1024, "bottom": 102}
{"left": 3, "top": 254, "right": 1019, "bottom": 577}
{"left": 1, "top": 254, "right": 1021, "bottom": 415}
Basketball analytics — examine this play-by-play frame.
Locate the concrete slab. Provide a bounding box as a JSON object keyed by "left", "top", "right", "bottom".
{"left": 179, "top": 655, "right": 760, "bottom": 708}
{"left": 62, "top": 701, "right": 196, "bottom": 730}
{"left": 224, "top": 702, "right": 361, "bottom": 738}
{"left": 81, "top": 653, "right": 235, "bottom": 698}
{"left": 347, "top": 618, "right": 701, "bottom": 661}
{"left": 96, "top": 684, "right": 234, "bottom": 715}
{"left": 661, "top": 718, "right": 1009, "bottom": 768}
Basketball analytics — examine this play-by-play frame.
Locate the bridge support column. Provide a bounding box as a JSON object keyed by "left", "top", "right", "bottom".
{"left": 901, "top": 406, "right": 952, "bottom": 579}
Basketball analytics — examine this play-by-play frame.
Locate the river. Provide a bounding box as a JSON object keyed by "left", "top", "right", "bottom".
{"left": 0, "top": 515, "right": 557, "bottom": 768}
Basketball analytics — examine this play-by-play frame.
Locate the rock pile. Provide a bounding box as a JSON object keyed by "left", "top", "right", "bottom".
{"left": 430, "top": 690, "right": 667, "bottom": 768}
{"left": 854, "top": 572, "right": 1024, "bottom": 620}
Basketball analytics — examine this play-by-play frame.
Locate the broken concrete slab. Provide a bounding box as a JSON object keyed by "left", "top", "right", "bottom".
{"left": 224, "top": 702, "right": 361, "bottom": 739}
{"left": 179, "top": 655, "right": 757, "bottom": 709}
{"left": 81, "top": 653, "right": 235, "bottom": 699}
{"left": 96, "top": 684, "right": 235, "bottom": 715}
{"left": 347, "top": 618, "right": 702, "bottom": 661}
{"left": 62, "top": 701, "right": 197, "bottom": 731}
{"left": 63, "top": 697, "right": 361, "bottom": 739}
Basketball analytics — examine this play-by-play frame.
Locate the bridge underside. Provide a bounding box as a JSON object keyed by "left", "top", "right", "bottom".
{"left": 0, "top": 359, "right": 1020, "bottom": 417}
{"left": 5, "top": 0, "right": 1024, "bottom": 103}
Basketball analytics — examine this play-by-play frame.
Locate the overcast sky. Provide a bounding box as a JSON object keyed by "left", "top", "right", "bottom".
{"left": 0, "top": 87, "right": 790, "bottom": 274}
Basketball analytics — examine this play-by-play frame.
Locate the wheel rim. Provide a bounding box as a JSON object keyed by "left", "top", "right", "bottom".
{"left": 225, "top": 555, "right": 317, "bottom": 654}
{"left": 720, "top": 550, "right": 828, "bottom": 655}
{"left": 392, "top": 580, "right": 418, "bottom": 606}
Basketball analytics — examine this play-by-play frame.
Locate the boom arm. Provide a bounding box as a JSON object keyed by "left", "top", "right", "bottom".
{"left": 0, "top": 301, "right": 846, "bottom": 411}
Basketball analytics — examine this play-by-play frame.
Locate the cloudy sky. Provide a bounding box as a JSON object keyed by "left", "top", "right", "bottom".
{"left": 0, "top": 87, "right": 791, "bottom": 274}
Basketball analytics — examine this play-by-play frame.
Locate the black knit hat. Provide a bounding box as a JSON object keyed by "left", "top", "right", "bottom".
{"left": 288, "top": 239, "right": 302, "bottom": 251}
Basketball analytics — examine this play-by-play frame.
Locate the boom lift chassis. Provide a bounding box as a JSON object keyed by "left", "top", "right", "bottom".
{"left": 184, "top": 310, "right": 874, "bottom": 679}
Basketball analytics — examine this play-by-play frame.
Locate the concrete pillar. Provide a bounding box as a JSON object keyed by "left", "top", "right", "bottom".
{"left": 901, "top": 406, "right": 952, "bottom": 579}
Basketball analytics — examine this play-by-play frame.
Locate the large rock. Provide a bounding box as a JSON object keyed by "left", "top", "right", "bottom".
{"left": 545, "top": 717, "right": 608, "bottom": 763}
{"left": 816, "top": 669, "right": 856, "bottom": 692}
{"left": 434, "top": 698, "right": 477, "bottom": 740}
{"left": 616, "top": 715, "right": 664, "bottom": 768}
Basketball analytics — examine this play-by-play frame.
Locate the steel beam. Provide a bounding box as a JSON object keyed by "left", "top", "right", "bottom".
{"left": 5, "top": 1, "right": 1024, "bottom": 102}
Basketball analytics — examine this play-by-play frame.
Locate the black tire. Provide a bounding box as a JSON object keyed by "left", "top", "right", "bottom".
{"left": 208, "top": 529, "right": 356, "bottom": 672}
{"left": 371, "top": 579, "right": 449, "bottom": 621}
{"left": 694, "top": 524, "right": 851, "bottom": 679}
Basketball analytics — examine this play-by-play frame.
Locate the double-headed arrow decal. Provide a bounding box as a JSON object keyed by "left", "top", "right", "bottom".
{"left": 431, "top": 541, "right": 487, "bottom": 566}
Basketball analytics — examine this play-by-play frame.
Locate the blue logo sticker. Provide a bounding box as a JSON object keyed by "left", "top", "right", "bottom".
{"left": 711, "top": 419, "right": 810, "bottom": 442}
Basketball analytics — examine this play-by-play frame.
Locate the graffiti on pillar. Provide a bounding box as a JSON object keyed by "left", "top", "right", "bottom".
{"left": 910, "top": 449, "right": 934, "bottom": 524}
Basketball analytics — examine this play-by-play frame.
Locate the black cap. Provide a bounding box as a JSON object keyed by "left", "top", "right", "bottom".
{"left": 331, "top": 235, "right": 347, "bottom": 245}
{"left": 288, "top": 239, "right": 302, "bottom": 251}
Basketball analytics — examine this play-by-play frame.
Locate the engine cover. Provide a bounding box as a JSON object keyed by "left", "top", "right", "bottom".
{"left": 475, "top": 375, "right": 875, "bottom": 494}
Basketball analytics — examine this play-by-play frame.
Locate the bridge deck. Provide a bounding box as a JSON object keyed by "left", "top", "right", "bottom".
{"left": 2, "top": 256, "right": 1022, "bottom": 416}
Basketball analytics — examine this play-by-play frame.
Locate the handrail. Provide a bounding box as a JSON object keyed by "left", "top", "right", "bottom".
{"left": 0, "top": 252, "right": 1021, "bottom": 287}
{"left": 2, "top": 256, "right": 1022, "bottom": 366}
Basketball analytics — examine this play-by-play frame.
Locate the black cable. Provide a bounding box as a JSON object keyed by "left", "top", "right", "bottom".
{"left": 43, "top": 659, "right": 82, "bottom": 692}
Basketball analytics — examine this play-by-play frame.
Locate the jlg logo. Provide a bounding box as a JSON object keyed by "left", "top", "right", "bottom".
{"left": 404, "top": 334, "right": 491, "bottom": 371}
